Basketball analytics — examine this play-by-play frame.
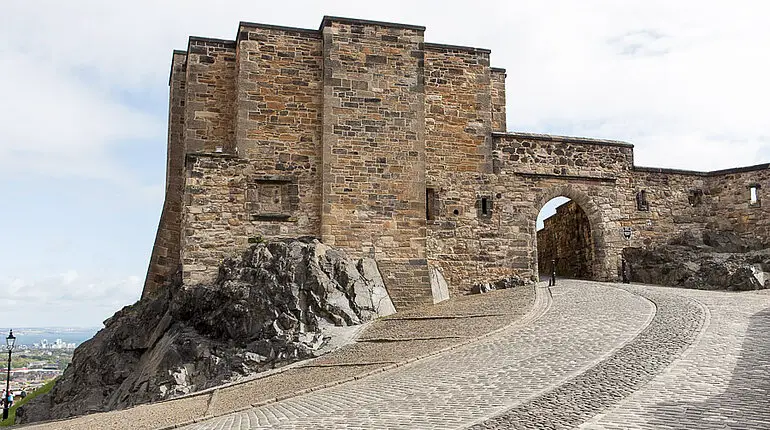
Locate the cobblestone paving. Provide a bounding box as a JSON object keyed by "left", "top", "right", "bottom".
{"left": 581, "top": 285, "right": 770, "bottom": 430}
{"left": 470, "top": 285, "right": 705, "bottom": 429}
{"left": 181, "top": 281, "right": 654, "bottom": 430}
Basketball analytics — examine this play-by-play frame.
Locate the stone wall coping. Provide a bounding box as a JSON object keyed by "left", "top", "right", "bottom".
{"left": 320, "top": 15, "right": 426, "bottom": 32}
{"left": 188, "top": 36, "right": 237, "bottom": 49}
{"left": 492, "top": 131, "right": 634, "bottom": 149}
{"left": 634, "top": 163, "right": 770, "bottom": 177}
{"left": 491, "top": 67, "right": 507, "bottom": 73}
{"left": 424, "top": 42, "right": 492, "bottom": 55}
{"left": 238, "top": 21, "right": 322, "bottom": 39}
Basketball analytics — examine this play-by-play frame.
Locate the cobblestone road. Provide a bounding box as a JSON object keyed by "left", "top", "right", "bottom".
{"left": 179, "top": 281, "right": 770, "bottom": 430}
{"left": 581, "top": 286, "right": 770, "bottom": 430}
{"left": 182, "top": 281, "right": 655, "bottom": 430}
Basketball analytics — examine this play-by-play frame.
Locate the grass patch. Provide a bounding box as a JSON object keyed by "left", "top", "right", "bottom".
{"left": 0, "top": 378, "right": 56, "bottom": 426}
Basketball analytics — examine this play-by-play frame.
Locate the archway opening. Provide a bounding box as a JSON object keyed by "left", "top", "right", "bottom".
{"left": 536, "top": 197, "right": 595, "bottom": 280}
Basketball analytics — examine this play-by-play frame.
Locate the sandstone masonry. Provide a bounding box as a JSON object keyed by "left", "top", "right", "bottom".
{"left": 144, "top": 16, "right": 770, "bottom": 309}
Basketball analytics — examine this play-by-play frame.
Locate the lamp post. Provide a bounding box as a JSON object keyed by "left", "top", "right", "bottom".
{"left": 3, "top": 330, "right": 15, "bottom": 421}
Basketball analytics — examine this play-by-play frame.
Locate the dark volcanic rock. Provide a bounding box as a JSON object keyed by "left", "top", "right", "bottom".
{"left": 19, "top": 238, "right": 395, "bottom": 424}
{"left": 624, "top": 231, "right": 770, "bottom": 291}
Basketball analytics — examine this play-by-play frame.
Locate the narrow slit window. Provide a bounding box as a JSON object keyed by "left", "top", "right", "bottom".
{"left": 750, "top": 186, "right": 758, "bottom": 205}
{"left": 426, "top": 188, "right": 436, "bottom": 220}
{"left": 477, "top": 195, "right": 493, "bottom": 220}
{"left": 636, "top": 190, "right": 649, "bottom": 211}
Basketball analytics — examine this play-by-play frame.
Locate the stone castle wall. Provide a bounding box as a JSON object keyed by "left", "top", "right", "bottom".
{"left": 143, "top": 51, "right": 187, "bottom": 297}
{"left": 708, "top": 167, "right": 770, "bottom": 247}
{"left": 184, "top": 38, "right": 237, "bottom": 154}
{"left": 320, "top": 19, "right": 430, "bottom": 309}
{"left": 144, "top": 16, "right": 770, "bottom": 306}
{"left": 491, "top": 134, "right": 636, "bottom": 282}
{"left": 537, "top": 164, "right": 770, "bottom": 281}
{"left": 424, "top": 43, "right": 498, "bottom": 296}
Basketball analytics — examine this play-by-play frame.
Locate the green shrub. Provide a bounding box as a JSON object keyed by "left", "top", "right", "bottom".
{"left": 0, "top": 378, "right": 56, "bottom": 426}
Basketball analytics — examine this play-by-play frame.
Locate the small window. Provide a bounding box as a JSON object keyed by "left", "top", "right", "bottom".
{"left": 688, "top": 189, "right": 703, "bottom": 207}
{"left": 426, "top": 188, "right": 437, "bottom": 221}
{"left": 749, "top": 184, "right": 760, "bottom": 206}
{"left": 477, "top": 195, "right": 493, "bottom": 219}
{"left": 636, "top": 190, "right": 649, "bottom": 211}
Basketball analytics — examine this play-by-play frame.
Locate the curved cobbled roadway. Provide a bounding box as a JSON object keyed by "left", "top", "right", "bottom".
{"left": 180, "top": 280, "right": 770, "bottom": 430}
{"left": 174, "top": 280, "right": 770, "bottom": 430}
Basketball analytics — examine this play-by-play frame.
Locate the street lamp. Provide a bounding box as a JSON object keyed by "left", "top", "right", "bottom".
{"left": 3, "top": 330, "right": 15, "bottom": 420}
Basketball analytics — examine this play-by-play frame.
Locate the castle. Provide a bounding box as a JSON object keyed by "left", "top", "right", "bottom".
{"left": 144, "top": 16, "right": 769, "bottom": 309}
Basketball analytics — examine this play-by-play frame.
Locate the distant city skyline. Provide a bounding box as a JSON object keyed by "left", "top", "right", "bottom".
{"left": 5, "top": 328, "right": 99, "bottom": 347}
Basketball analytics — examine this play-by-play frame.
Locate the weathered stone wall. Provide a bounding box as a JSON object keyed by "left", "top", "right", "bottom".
{"left": 625, "top": 168, "right": 713, "bottom": 248}
{"left": 234, "top": 23, "right": 323, "bottom": 239}
{"left": 536, "top": 200, "right": 594, "bottom": 278}
{"left": 145, "top": 16, "right": 770, "bottom": 306}
{"left": 423, "top": 44, "right": 501, "bottom": 295}
{"left": 708, "top": 165, "right": 770, "bottom": 247}
{"left": 424, "top": 44, "right": 493, "bottom": 175}
{"left": 320, "top": 18, "right": 431, "bottom": 309}
{"left": 621, "top": 165, "right": 770, "bottom": 252}
{"left": 184, "top": 37, "right": 237, "bottom": 154}
{"left": 492, "top": 133, "right": 635, "bottom": 281}
{"left": 144, "top": 51, "right": 188, "bottom": 297}
{"left": 490, "top": 68, "right": 506, "bottom": 132}
{"left": 493, "top": 133, "right": 634, "bottom": 177}
{"left": 180, "top": 154, "right": 250, "bottom": 285}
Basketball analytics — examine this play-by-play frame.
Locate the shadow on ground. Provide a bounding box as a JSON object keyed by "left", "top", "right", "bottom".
{"left": 646, "top": 307, "right": 770, "bottom": 429}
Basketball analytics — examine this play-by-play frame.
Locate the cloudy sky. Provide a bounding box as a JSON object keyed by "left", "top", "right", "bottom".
{"left": 1, "top": 1, "right": 768, "bottom": 328}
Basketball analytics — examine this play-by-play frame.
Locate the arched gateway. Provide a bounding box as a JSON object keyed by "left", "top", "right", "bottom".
{"left": 144, "top": 16, "right": 770, "bottom": 309}
{"left": 535, "top": 189, "right": 602, "bottom": 281}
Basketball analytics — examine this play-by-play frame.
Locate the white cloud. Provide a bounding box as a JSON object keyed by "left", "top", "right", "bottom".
{"left": 61, "top": 270, "right": 79, "bottom": 286}
{"left": 4, "top": 0, "right": 768, "bottom": 176}
{"left": 0, "top": 49, "right": 164, "bottom": 181}
{"left": 0, "top": 272, "right": 142, "bottom": 327}
{"left": 496, "top": 1, "right": 770, "bottom": 170}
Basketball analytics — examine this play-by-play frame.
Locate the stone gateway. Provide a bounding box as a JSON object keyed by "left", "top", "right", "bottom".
{"left": 144, "top": 16, "right": 770, "bottom": 308}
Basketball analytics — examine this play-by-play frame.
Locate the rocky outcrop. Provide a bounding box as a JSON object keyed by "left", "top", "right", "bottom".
{"left": 623, "top": 231, "right": 770, "bottom": 291}
{"left": 19, "top": 238, "right": 395, "bottom": 424}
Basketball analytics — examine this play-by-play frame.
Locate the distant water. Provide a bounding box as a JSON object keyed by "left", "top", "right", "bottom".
{"left": 8, "top": 327, "right": 100, "bottom": 348}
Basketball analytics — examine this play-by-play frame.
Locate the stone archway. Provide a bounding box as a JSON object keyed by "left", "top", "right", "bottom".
{"left": 532, "top": 185, "right": 608, "bottom": 281}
